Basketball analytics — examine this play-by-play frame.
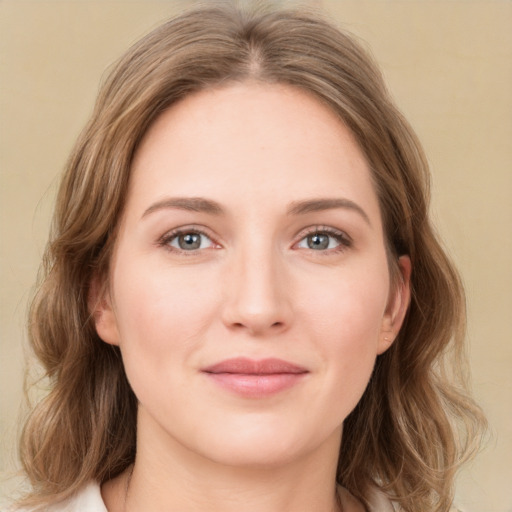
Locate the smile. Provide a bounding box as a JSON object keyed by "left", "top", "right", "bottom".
{"left": 201, "top": 358, "right": 309, "bottom": 398}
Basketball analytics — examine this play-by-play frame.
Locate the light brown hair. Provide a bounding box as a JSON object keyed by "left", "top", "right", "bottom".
{"left": 20, "top": 3, "right": 486, "bottom": 511}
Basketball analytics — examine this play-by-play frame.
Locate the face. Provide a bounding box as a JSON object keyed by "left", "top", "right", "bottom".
{"left": 94, "top": 82, "right": 410, "bottom": 469}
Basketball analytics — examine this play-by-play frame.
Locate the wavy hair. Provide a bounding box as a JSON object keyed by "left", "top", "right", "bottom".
{"left": 20, "top": 3, "right": 486, "bottom": 511}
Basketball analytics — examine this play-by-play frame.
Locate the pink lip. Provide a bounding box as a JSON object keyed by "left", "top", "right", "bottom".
{"left": 202, "top": 358, "right": 309, "bottom": 398}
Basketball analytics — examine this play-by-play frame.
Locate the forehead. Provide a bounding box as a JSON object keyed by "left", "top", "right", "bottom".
{"left": 128, "top": 82, "right": 381, "bottom": 224}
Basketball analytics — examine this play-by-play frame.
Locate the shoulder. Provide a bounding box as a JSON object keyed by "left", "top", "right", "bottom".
{"left": 365, "top": 487, "right": 463, "bottom": 512}
{"left": 338, "top": 485, "right": 394, "bottom": 512}
{"left": 365, "top": 487, "right": 395, "bottom": 512}
{"left": 10, "top": 482, "right": 107, "bottom": 512}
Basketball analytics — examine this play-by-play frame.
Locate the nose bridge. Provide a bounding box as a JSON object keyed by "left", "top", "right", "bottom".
{"left": 223, "top": 232, "right": 291, "bottom": 334}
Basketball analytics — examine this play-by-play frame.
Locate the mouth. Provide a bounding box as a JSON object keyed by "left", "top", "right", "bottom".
{"left": 201, "top": 357, "right": 309, "bottom": 398}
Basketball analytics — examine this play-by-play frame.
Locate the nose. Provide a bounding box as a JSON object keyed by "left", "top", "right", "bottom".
{"left": 221, "top": 243, "right": 293, "bottom": 336}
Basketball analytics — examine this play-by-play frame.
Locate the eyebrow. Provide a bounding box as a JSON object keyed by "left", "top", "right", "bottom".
{"left": 142, "top": 196, "right": 371, "bottom": 226}
{"left": 286, "top": 198, "right": 371, "bottom": 226}
{"left": 142, "top": 197, "right": 225, "bottom": 218}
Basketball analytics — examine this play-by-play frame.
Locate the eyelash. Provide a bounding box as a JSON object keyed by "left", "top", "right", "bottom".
{"left": 295, "top": 226, "right": 353, "bottom": 254}
{"left": 157, "top": 226, "right": 218, "bottom": 255}
{"left": 157, "top": 225, "right": 352, "bottom": 255}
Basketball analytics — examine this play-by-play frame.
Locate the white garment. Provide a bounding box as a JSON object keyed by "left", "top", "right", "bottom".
{"left": 366, "top": 487, "right": 396, "bottom": 512}
{"left": 14, "top": 481, "right": 394, "bottom": 511}
{"left": 12, "top": 482, "right": 106, "bottom": 512}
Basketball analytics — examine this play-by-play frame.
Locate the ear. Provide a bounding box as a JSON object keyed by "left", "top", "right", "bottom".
{"left": 88, "top": 274, "right": 120, "bottom": 346}
{"left": 377, "top": 255, "right": 411, "bottom": 355}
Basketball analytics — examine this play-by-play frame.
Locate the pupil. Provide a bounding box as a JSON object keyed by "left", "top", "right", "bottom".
{"left": 308, "top": 233, "right": 329, "bottom": 250}
{"left": 179, "top": 233, "right": 201, "bottom": 250}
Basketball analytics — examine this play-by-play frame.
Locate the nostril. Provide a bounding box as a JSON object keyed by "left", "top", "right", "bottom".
{"left": 228, "top": 319, "right": 286, "bottom": 334}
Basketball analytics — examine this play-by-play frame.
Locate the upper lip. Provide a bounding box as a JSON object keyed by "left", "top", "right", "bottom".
{"left": 202, "top": 357, "right": 309, "bottom": 375}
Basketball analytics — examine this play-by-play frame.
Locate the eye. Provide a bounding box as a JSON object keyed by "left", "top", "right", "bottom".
{"left": 164, "top": 230, "right": 216, "bottom": 251}
{"left": 296, "top": 229, "right": 351, "bottom": 252}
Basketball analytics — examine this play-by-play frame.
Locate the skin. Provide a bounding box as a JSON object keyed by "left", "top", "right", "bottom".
{"left": 95, "top": 82, "right": 411, "bottom": 512}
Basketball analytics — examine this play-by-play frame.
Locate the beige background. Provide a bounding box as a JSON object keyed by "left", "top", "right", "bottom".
{"left": 1, "top": 1, "right": 510, "bottom": 510}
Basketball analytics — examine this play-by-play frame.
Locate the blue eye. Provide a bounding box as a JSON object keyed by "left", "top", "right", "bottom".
{"left": 167, "top": 231, "right": 214, "bottom": 251}
{"left": 297, "top": 231, "right": 349, "bottom": 251}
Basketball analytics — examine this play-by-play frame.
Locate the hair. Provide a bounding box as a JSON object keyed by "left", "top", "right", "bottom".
{"left": 20, "top": 2, "right": 486, "bottom": 511}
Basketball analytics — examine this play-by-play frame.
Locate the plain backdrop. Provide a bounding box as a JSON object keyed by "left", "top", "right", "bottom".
{"left": 1, "top": 1, "right": 511, "bottom": 510}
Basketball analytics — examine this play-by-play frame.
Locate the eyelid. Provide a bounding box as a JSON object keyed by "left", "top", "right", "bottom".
{"left": 157, "top": 225, "right": 222, "bottom": 254}
{"left": 157, "top": 224, "right": 352, "bottom": 255}
{"left": 293, "top": 225, "right": 353, "bottom": 251}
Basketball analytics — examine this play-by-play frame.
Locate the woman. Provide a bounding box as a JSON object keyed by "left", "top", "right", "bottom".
{"left": 17, "top": 3, "right": 485, "bottom": 511}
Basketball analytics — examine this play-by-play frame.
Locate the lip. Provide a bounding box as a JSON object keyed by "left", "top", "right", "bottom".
{"left": 201, "top": 358, "right": 309, "bottom": 398}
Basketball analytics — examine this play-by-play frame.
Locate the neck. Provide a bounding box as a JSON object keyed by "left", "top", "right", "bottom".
{"left": 113, "top": 410, "right": 344, "bottom": 512}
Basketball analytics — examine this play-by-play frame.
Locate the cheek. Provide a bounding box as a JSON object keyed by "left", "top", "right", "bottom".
{"left": 298, "top": 266, "right": 389, "bottom": 403}
{"left": 114, "top": 257, "right": 216, "bottom": 333}
{"left": 300, "top": 264, "right": 389, "bottom": 345}
{"left": 110, "top": 260, "right": 220, "bottom": 384}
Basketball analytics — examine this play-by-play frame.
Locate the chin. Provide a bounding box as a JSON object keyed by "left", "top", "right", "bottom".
{"left": 184, "top": 414, "right": 342, "bottom": 470}
{"left": 199, "top": 438, "right": 309, "bottom": 469}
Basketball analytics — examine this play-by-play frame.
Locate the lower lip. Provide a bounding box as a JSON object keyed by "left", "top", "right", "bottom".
{"left": 203, "top": 372, "right": 307, "bottom": 398}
